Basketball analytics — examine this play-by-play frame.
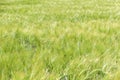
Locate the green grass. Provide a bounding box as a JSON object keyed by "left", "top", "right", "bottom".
{"left": 0, "top": 0, "right": 120, "bottom": 80}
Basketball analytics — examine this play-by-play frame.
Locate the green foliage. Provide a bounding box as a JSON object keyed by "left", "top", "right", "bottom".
{"left": 0, "top": 0, "right": 120, "bottom": 80}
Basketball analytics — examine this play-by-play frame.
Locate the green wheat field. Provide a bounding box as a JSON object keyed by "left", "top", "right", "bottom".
{"left": 0, "top": 0, "right": 120, "bottom": 80}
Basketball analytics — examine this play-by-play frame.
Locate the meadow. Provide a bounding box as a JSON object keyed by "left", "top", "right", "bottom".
{"left": 0, "top": 0, "right": 120, "bottom": 80}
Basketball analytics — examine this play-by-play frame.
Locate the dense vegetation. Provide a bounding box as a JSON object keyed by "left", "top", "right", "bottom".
{"left": 0, "top": 0, "right": 120, "bottom": 80}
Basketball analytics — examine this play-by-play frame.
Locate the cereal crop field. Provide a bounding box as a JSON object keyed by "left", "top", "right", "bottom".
{"left": 0, "top": 0, "right": 120, "bottom": 80}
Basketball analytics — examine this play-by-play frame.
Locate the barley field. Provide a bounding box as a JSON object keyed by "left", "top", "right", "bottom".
{"left": 0, "top": 0, "right": 120, "bottom": 80}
